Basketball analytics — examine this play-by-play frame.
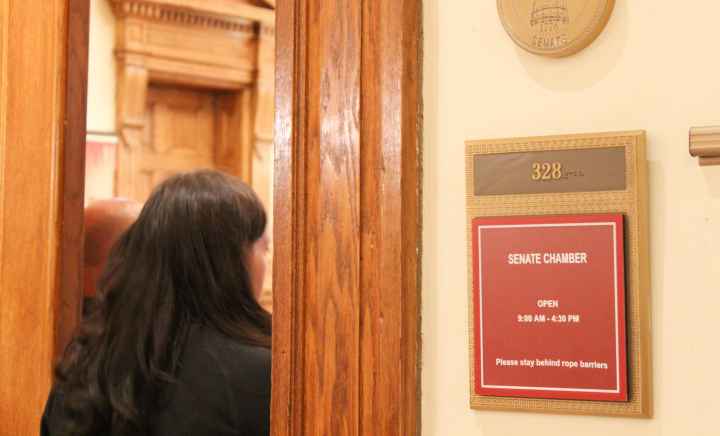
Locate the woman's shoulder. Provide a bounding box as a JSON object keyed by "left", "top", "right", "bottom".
{"left": 181, "top": 325, "right": 271, "bottom": 393}
{"left": 151, "top": 326, "right": 271, "bottom": 435}
{"left": 186, "top": 324, "right": 271, "bottom": 363}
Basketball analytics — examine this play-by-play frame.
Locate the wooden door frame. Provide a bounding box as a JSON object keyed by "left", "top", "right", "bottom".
{"left": 271, "top": 0, "right": 422, "bottom": 435}
{"left": 0, "top": 1, "right": 89, "bottom": 433}
{"left": 57, "top": 0, "right": 90, "bottom": 366}
{"left": 0, "top": 0, "right": 421, "bottom": 433}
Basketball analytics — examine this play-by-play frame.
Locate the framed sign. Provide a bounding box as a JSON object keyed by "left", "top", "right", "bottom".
{"left": 466, "top": 131, "right": 651, "bottom": 417}
{"left": 472, "top": 213, "right": 627, "bottom": 402}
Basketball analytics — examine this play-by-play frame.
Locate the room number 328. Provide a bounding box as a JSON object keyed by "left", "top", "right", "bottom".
{"left": 531, "top": 162, "right": 563, "bottom": 181}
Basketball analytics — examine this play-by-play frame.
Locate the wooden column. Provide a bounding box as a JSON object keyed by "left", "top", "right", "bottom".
{"left": 0, "top": 0, "right": 89, "bottom": 434}
{"left": 115, "top": 61, "right": 148, "bottom": 199}
{"left": 271, "top": 0, "right": 421, "bottom": 434}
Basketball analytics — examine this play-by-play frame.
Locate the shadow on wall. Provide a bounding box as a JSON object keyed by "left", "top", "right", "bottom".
{"left": 645, "top": 157, "right": 664, "bottom": 419}
{"left": 703, "top": 166, "right": 720, "bottom": 198}
{"left": 421, "top": 0, "right": 441, "bottom": 432}
{"left": 512, "top": 0, "right": 628, "bottom": 92}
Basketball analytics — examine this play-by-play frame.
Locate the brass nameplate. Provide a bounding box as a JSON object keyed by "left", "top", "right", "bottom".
{"left": 473, "top": 147, "right": 626, "bottom": 196}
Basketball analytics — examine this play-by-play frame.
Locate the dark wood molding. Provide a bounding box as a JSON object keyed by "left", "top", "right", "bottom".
{"left": 271, "top": 0, "right": 422, "bottom": 434}
{"left": 55, "top": 0, "right": 90, "bottom": 362}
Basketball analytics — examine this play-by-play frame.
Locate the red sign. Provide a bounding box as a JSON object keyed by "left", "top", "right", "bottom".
{"left": 472, "top": 214, "right": 628, "bottom": 402}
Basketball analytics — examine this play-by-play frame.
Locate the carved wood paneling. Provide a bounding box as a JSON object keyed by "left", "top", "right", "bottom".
{"left": 111, "top": 0, "right": 258, "bottom": 90}
{"left": 141, "top": 0, "right": 274, "bottom": 23}
{"left": 123, "top": 86, "right": 215, "bottom": 200}
{"left": 116, "top": 63, "right": 148, "bottom": 199}
{"left": 112, "top": 0, "right": 274, "bottom": 201}
{"left": 271, "top": 0, "right": 422, "bottom": 434}
{"left": 215, "top": 89, "right": 255, "bottom": 182}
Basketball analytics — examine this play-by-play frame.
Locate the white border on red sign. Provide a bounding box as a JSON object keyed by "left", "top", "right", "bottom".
{"left": 477, "top": 222, "right": 620, "bottom": 394}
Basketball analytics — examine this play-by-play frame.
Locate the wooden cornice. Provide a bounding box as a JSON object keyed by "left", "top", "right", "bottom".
{"left": 110, "top": 0, "right": 277, "bottom": 91}
{"left": 110, "top": 0, "right": 275, "bottom": 27}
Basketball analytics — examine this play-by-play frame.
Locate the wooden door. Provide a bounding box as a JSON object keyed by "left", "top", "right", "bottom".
{"left": 0, "top": 1, "right": 89, "bottom": 433}
{"left": 130, "top": 85, "right": 218, "bottom": 201}
{"left": 271, "top": 0, "right": 422, "bottom": 435}
{"left": 118, "top": 85, "right": 255, "bottom": 203}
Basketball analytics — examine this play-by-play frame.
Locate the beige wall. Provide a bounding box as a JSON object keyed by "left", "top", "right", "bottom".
{"left": 423, "top": 1, "right": 720, "bottom": 436}
{"left": 87, "top": 0, "right": 116, "bottom": 132}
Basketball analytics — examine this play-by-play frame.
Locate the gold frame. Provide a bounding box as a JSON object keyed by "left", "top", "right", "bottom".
{"left": 465, "top": 131, "right": 652, "bottom": 417}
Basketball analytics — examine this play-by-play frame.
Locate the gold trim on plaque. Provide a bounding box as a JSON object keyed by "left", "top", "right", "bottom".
{"left": 465, "top": 131, "right": 652, "bottom": 417}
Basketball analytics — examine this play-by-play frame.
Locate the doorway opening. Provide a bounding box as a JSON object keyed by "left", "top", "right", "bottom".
{"left": 83, "top": 0, "right": 276, "bottom": 311}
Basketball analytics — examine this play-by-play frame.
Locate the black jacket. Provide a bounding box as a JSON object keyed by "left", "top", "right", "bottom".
{"left": 41, "top": 325, "right": 271, "bottom": 436}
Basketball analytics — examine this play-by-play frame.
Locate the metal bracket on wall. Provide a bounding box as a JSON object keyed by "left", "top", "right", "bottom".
{"left": 690, "top": 126, "right": 720, "bottom": 166}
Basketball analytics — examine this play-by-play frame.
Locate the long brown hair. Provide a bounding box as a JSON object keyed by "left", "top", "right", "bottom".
{"left": 54, "top": 170, "right": 271, "bottom": 435}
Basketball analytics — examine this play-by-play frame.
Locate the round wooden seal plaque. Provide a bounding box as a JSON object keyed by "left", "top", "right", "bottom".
{"left": 497, "top": 0, "right": 615, "bottom": 57}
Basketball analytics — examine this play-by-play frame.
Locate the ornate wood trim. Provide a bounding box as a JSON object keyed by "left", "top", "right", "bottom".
{"left": 111, "top": 0, "right": 259, "bottom": 91}
{"left": 115, "top": 63, "right": 148, "bottom": 198}
{"left": 111, "top": 0, "right": 256, "bottom": 31}
{"left": 110, "top": 0, "right": 274, "bottom": 24}
{"left": 111, "top": 0, "right": 276, "bottom": 198}
{"left": 271, "top": 0, "right": 422, "bottom": 434}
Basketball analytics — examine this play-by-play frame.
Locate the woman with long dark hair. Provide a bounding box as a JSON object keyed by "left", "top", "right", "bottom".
{"left": 41, "top": 170, "right": 272, "bottom": 436}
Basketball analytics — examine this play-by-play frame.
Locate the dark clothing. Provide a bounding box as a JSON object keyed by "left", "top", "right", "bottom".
{"left": 41, "top": 325, "right": 271, "bottom": 436}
